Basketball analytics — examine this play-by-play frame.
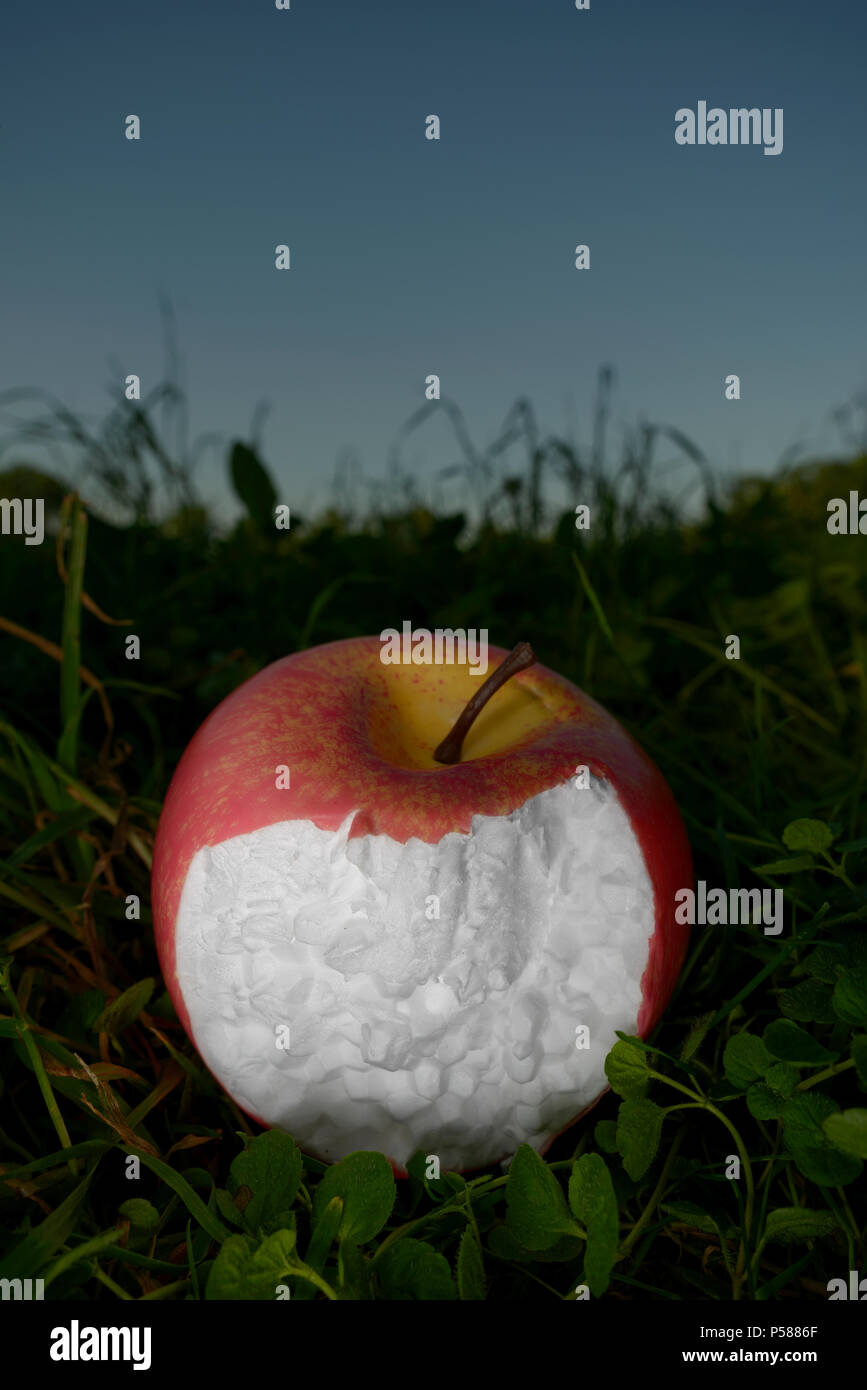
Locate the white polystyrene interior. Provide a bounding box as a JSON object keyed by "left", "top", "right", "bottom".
{"left": 174, "top": 776, "right": 655, "bottom": 1170}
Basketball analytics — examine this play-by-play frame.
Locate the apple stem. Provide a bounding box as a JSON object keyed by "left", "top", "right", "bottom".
{"left": 433, "top": 641, "right": 537, "bottom": 765}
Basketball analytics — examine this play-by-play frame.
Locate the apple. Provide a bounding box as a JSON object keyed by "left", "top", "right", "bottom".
{"left": 151, "top": 636, "right": 691, "bottom": 1175}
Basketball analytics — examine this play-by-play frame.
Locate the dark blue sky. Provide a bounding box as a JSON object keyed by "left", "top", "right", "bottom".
{"left": 2, "top": 0, "right": 865, "bottom": 521}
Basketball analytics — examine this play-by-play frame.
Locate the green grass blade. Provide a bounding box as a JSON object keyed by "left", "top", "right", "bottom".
{"left": 125, "top": 1150, "right": 230, "bottom": 1245}
{"left": 0, "top": 1170, "right": 94, "bottom": 1279}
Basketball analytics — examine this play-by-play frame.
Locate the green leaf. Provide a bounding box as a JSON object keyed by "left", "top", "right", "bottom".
{"left": 661, "top": 1202, "right": 722, "bottom": 1236}
{"left": 832, "top": 967, "right": 867, "bottom": 1027}
{"left": 723, "top": 1032, "right": 770, "bottom": 1089}
{"left": 422, "top": 1168, "right": 465, "bottom": 1204}
{"left": 97, "top": 978, "right": 154, "bottom": 1036}
{"left": 604, "top": 1038, "right": 651, "bottom": 1099}
{"left": 594, "top": 1120, "right": 619, "bottom": 1154}
{"left": 747, "top": 1059, "right": 800, "bottom": 1118}
{"left": 778, "top": 979, "right": 836, "bottom": 1024}
{"left": 613, "top": 1032, "right": 658, "bottom": 1056}
{"left": 485, "top": 1224, "right": 534, "bottom": 1263}
{"left": 529, "top": 1233, "right": 584, "bottom": 1263}
{"left": 681, "top": 1011, "right": 715, "bottom": 1061}
{"left": 782, "top": 1091, "right": 834, "bottom": 1144}
{"left": 790, "top": 1146, "right": 860, "bottom": 1187}
{"left": 118, "top": 1199, "right": 160, "bottom": 1232}
{"left": 206, "top": 1229, "right": 297, "bottom": 1301}
{"left": 782, "top": 819, "right": 835, "bottom": 854}
{"left": 229, "top": 442, "right": 278, "bottom": 532}
{"left": 760, "top": 1207, "right": 839, "bottom": 1246}
{"left": 376, "top": 1238, "right": 457, "bottom": 1300}
{"left": 754, "top": 855, "right": 815, "bottom": 875}
{"left": 312, "top": 1151, "right": 396, "bottom": 1246}
{"left": 404, "top": 1151, "right": 429, "bottom": 1184}
{"left": 746, "top": 1084, "right": 785, "bottom": 1121}
{"left": 568, "top": 1153, "right": 619, "bottom": 1297}
{"left": 298, "top": 1196, "right": 343, "bottom": 1300}
{"left": 487, "top": 1222, "right": 580, "bottom": 1264}
{"left": 214, "top": 1188, "right": 249, "bottom": 1230}
{"left": 229, "top": 1130, "right": 303, "bottom": 1234}
{"left": 764, "top": 1062, "right": 800, "bottom": 1098}
{"left": 800, "top": 945, "right": 844, "bottom": 989}
{"left": 762, "top": 1020, "right": 838, "bottom": 1066}
{"left": 294, "top": 1194, "right": 343, "bottom": 1303}
{"left": 822, "top": 1109, "right": 867, "bottom": 1159}
{"left": 456, "top": 1227, "right": 486, "bottom": 1300}
{"left": 782, "top": 1094, "right": 863, "bottom": 1187}
{"left": 615, "top": 1098, "right": 664, "bottom": 1180}
{"left": 337, "top": 1241, "right": 372, "bottom": 1300}
{"left": 505, "top": 1144, "right": 580, "bottom": 1251}
{"left": 803, "top": 945, "right": 844, "bottom": 984}
{"left": 852, "top": 1036, "right": 867, "bottom": 1091}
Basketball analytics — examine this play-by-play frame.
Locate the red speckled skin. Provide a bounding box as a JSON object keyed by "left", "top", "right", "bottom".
{"left": 151, "top": 637, "right": 692, "bottom": 1174}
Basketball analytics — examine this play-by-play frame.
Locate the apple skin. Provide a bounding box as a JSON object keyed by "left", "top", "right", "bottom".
{"left": 152, "top": 636, "right": 692, "bottom": 1173}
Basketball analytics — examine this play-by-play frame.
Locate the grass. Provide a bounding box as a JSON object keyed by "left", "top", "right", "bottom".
{"left": 0, "top": 369, "right": 866, "bottom": 1300}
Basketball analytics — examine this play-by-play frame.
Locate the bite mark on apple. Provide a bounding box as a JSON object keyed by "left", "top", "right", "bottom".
{"left": 174, "top": 776, "right": 655, "bottom": 1171}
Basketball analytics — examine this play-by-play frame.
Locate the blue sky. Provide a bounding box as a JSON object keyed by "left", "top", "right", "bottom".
{"left": 2, "top": 0, "right": 865, "bottom": 521}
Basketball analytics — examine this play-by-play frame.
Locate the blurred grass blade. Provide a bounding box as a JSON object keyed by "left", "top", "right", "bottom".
{"left": 645, "top": 617, "right": 837, "bottom": 734}
{"left": 0, "top": 959, "right": 76, "bottom": 1168}
{"left": 229, "top": 441, "right": 278, "bottom": 532}
{"left": 0, "top": 1171, "right": 95, "bottom": 1280}
{"left": 7, "top": 805, "right": 97, "bottom": 868}
{"left": 57, "top": 494, "right": 87, "bottom": 772}
{"left": 42, "top": 1227, "right": 124, "bottom": 1289}
{"left": 0, "top": 718, "right": 152, "bottom": 871}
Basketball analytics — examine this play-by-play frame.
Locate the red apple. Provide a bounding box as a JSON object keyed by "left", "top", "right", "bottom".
{"left": 152, "top": 636, "right": 691, "bottom": 1175}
